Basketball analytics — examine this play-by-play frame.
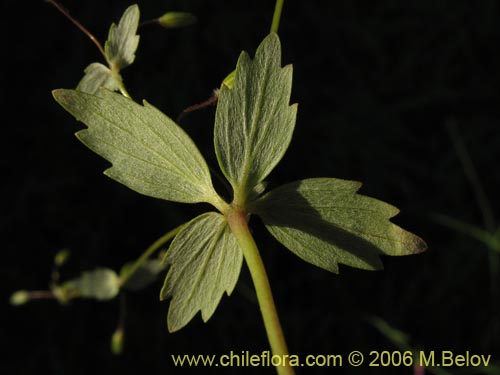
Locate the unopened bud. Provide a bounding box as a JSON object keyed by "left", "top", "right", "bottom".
{"left": 111, "top": 328, "right": 124, "bottom": 355}
{"left": 158, "top": 12, "right": 196, "bottom": 29}
{"left": 54, "top": 249, "right": 71, "bottom": 267}
{"left": 10, "top": 290, "right": 30, "bottom": 306}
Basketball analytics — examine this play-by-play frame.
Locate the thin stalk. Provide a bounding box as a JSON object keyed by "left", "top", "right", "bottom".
{"left": 117, "top": 84, "right": 132, "bottom": 99}
{"left": 119, "top": 224, "right": 184, "bottom": 286}
{"left": 27, "top": 290, "right": 58, "bottom": 300}
{"left": 46, "top": 0, "right": 107, "bottom": 60}
{"left": 139, "top": 18, "right": 160, "bottom": 29}
{"left": 109, "top": 68, "right": 132, "bottom": 99}
{"left": 270, "top": 0, "right": 285, "bottom": 34}
{"left": 228, "top": 210, "right": 295, "bottom": 375}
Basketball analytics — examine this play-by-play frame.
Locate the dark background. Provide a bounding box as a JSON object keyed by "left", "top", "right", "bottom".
{"left": 2, "top": 0, "right": 500, "bottom": 374}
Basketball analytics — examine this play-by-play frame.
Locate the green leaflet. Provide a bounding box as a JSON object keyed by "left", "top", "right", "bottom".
{"left": 160, "top": 212, "right": 243, "bottom": 332}
{"left": 52, "top": 88, "right": 220, "bottom": 205}
{"left": 64, "top": 268, "right": 120, "bottom": 300}
{"left": 214, "top": 33, "right": 297, "bottom": 202}
{"left": 104, "top": 4, "right": 140, "bottom": 70}
{"left": 77, "top": 63, "right": 120, "bottom": 95}
{"left": 252, "top": 178, "right": 427, "bottom": 273}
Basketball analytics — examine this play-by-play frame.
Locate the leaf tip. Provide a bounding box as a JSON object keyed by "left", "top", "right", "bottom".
{"left": 256, "top": 32, "right": 281, "bottom": 60}
{"left": 265, "top": 31, "right": 281, "bottom": 45}
{"left": 167, "top": 324, "right": 178, "bottom": 334}
{"left": 102, "top": 168, "right": 118, "bottom": 181}
{"left": 166, "top": 315, "right": 176, "bottom": 333}
{"left": 52, "top": 88, "right": 70, "bottom": 104}
{"left": 410, "top": 234, "right": 427, "bottom": 254}
{"left": 166, "top": 311, "right": 184, "bottom": 333}
{"left": 159, "top": 290, "right": 166, "bottom": 302}
{"left": 395, "top": 226, "right": 427, "bottom": 255}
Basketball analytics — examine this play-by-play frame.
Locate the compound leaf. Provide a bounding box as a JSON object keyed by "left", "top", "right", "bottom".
{"left": 105, "top": 4, "right": 140, "bottom": 70}
{"left": 53, "top": 88, "right": 219, "bottom": 204}
{"left": 252, "top": 178, "right": 426, "bottom": 273}
{"left": 160, "top": 212, "right": 243, "bottom": 332}
{"left": 77, "top": 63, "right": 120, "bottom": 94}
{"left": 214, "top": 33, "right": 297, "bottom": 201}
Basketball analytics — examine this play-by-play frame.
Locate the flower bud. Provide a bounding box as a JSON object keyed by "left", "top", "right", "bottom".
{"left": 10, "top": 290, "right": 30, "bottom": 306}
{"left": 158, "top": 12, "right": 196, "bottom": 29}
{"left": 111, "top": 327, "right": 124, "bottom": 355}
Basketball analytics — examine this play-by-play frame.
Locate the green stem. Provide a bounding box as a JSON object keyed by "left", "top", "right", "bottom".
{"left": 228, "top": 210, "right": 295, "bottom": 375}
{"left": 270, "top": 0, "right": 285, "bottom": 34}
{"left": 111, "top": 68, "right": 132, "bottom": 99}
{"left": 118, "top": 84, "right": 132, "bottom": 99}
{"left": 119, "top": 224, "right": 184, "bottom": 287}
{"left": 46, "top": 0, "right": 107, "bottom": 60}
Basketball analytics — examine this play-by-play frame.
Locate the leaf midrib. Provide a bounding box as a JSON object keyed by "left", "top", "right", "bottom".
{"left": 240, "top": 50, "right": 273, "bottom": 190}
{"left": 184, "top": 219, "right": 226, "bottom": 306}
